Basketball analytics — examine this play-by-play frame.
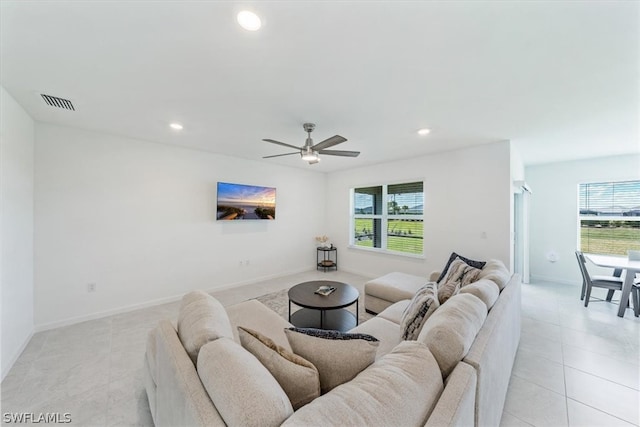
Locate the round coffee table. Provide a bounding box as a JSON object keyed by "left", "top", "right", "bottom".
{"left": 288, "top": 280, "right": 359, "bottom": 331}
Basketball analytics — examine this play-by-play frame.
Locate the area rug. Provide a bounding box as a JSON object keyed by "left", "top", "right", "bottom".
{"left": 256, "top": 288, "right": 374, "bottom": 326}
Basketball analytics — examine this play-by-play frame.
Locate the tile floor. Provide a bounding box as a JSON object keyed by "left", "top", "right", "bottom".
{"left": 1, "top": 270, "right": 638, "bottom": 426}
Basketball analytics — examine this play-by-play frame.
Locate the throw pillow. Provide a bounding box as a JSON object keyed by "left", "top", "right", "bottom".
{"left": 400, "top": 282, "right": 440, "bottom": 340}
{"left": 437, "top": 280, "right": 461, "bottom": 305}
{"left": 436, "top": 252, "right": 486, "bottom": 283}
{"left": 439, "top": 258, "right": 482, "bottom": 290}
{"left": 238, "top": 327, "right": 320, "bottom": 410}
{"left": 197, "top": 338, "right": 293, "bottom": 427}
{"left": 177, "top": 290, "right": 233, "bottom": 364}
{"left": 284, "top": 328, "right": 379, "bottom": 394}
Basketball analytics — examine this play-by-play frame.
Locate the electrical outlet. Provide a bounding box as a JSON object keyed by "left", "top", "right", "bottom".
{"left": 87, "top": 283, "right": 97, "bottom": 293}
{"left": 239, "top": 260, "right": 243, "bottom": 266}
{"left": 245, "top": 259, "right": 250, "bottom": 266}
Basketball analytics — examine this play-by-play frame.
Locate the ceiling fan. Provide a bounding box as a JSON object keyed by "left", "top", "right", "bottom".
{"left": 262, "top": 123, "right": 360, "bottom": 165}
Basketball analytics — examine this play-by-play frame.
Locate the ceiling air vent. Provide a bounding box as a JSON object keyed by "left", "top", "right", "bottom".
{"left": 41, "top": 94, "right": 75, "bottom": 111}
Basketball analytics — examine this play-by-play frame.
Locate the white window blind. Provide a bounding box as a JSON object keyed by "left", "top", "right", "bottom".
{"left": 579, "top": 180, "right": 640, "bottom": 255}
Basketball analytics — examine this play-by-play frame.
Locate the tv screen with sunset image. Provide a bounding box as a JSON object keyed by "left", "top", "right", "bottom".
{"left": 216, "top": 182, "right": 276, "bottom": 220}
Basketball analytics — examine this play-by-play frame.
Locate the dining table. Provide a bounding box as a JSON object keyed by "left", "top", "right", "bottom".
{"left": 585, "top": 253, "right": 640, "bottom": 317}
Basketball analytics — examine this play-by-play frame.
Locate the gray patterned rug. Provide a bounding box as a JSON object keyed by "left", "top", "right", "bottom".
{"left": 256, "top": 288, "right": 373, "bottom": 326}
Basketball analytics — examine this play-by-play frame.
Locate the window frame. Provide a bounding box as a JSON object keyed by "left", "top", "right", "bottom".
{"left": 349, "top": 180, "right": 425, "bottom": 258}
{"left": 577, "top": 179, "right": 640, "bottom": 256}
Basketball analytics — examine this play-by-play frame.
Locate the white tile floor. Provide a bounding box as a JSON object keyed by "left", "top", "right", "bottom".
{"left": 1, "top": 270, "right": 638, "bottom": 426}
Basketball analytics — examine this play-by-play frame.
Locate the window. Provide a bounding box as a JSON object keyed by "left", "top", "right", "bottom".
{"left": 579, "top": 180, "right": 640, "bottom": 256}
{"left": 351, "top": 181, "right": 424, "bottom": 256}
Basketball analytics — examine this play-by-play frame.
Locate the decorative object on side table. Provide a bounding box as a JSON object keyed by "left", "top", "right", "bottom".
{"left": 315, "top": 235, "right": 330, "bottom": 248}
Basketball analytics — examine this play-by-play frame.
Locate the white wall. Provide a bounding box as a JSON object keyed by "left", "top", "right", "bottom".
{"left": 325, "top": 141, "right": 513, "bottom": 278}
{"left": 1, "top": 87, "right": 35, "bottom": 379}
{"left": 527, "top": 154, "right": 640, "bottom": 285}
{"left": 34, "top": 124, "right": 326, "bottom": 329}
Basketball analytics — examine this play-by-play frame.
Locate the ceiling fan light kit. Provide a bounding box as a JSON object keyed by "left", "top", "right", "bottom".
{"left": 263, "top": 123, "right": 359, "bottom": 165}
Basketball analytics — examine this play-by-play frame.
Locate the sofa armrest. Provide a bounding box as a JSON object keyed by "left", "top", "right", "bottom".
{"left": 425, "top": 361, "right": 477, "bottom": 427}
{"left": 429, "top": 271, "right": 441, "bottom": 282}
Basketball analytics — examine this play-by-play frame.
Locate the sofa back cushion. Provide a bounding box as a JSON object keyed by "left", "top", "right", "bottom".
{"left": 418, "top": 293, "right": 488, "bottom": 378}
{"left": 238, "top": 327, "right": 320, "bottom": 410}
{"left": 477, "top": 259, "right": 511, "bottom": 291}
{"left": 284, "top": 328, "right": 379, "bottom": 394}
{"left": 177, "top": 291, "right": 233, "bottom": 364}
{"left": 458, "top": 279, "right": 500, "bottom": 310}
{"left": 282, "top": 341, "right": 443, "bottom": 427}
{"left": 198, "top": 337, "right": 294, "bottom": 427}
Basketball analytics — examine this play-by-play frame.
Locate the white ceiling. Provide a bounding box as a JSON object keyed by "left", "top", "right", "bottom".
{"left": 2, "top": 1, "right": 638, "bottom": 172}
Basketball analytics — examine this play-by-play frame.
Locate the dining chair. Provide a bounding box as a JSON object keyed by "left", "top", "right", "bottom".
{"left": 632, "top": 280, "right": 640, "bottom": 317}
{"left": 575, "top": 251, "right": 624, "bottom": 308}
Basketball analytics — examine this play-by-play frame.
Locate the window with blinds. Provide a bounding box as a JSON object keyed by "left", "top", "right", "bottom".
{"left": 352, "top": 181, "right": 424, "bottom": 256}
{"left": 579, "top": 180, "right": 640, "bottom": 256}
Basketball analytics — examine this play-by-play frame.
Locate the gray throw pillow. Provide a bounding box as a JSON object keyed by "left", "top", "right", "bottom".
{"left": 238, "top": 327, "right": 320, "bottom": 410}
{"left": 284, "top": 328, "right": 379, "bottom": 394}
{"left": 400, "top": 282, "right": 440, "bottom": 340}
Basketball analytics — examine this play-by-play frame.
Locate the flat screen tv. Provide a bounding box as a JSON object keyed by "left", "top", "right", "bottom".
{"left": 216, "top": 182, "right": 276, "bottom": 220}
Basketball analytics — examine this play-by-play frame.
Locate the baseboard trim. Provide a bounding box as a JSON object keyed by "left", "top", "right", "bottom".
{"left": 33, "top": 266, "right": 315, "bottom": 332}
{"left": 1, "top": 330, "right": 34, "bottom": 381}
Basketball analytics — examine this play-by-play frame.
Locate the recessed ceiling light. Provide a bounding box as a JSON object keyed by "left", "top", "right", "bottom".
{"left": 417, "top": 128, "right": 431, "bottom": 136}
{"left": 237, "top": 10, "right": 261, "bottom": 31}
{"left": 169, "top": 123, "right": 183, "bottom": 130}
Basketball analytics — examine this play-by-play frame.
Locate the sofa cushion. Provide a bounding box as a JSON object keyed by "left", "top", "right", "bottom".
{"left": 238, "top": 327, "right": 320, "bottom": 410}
{"left": 284, "top": 328, "right": 379, "bottom": 394}
{"left": 349, "top": 316, "right": 402, "bottom": 359}
{"left": 364, "top": 272, "right": 427, "bottom": 304}
{"left": 177, "top": 291, "right": 233, "bottom": 364}
{"left": 400, "top": 282, "right": 440, "bottom": 340}
{"left": 197, "top": 338, "right": 293, "bottom": 427}
{"left": 418, "top": 293, "right": 488, "bottom": 378}
{"left": 437, "top": 252, "right": 486, "bottom": 283}
{"left": 477, "top": 259, "right": 511, "bottom": 291}
{"left": 458, "top": 279, "right": 500, "bottom": 310}
{"left": 281, "top": 341, "right": 444, "bottom": 427}
{"left": 377, "top": 299, "right": 411, "bottom": 325}
{"left": 227, "top": 299, "right": 294, "bottom": 351}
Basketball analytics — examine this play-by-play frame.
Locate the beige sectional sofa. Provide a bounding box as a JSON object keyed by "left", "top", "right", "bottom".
{"left": 144, "top": 261, "right": 520, "bottom": 427}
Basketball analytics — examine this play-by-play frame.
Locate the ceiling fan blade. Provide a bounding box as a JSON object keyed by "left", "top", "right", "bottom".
{"left": 318, "top": 149, "right": 360, "bottom": 157}
{"left": 263, "top": 139, "right": 303, "bottom": 150}
{"left": 311, "top": 135, "right": 347, "bottom": 151}
{"left": 263, "top": 152, "right": 299, "bottom": 159}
